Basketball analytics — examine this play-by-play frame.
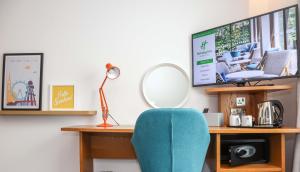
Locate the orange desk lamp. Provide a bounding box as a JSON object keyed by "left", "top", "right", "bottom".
{"left": 97, "top": 63, "right": 120, "bottom": 127}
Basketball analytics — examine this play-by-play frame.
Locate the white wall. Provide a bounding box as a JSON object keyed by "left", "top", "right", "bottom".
{"left": 0, "top": 0, "right": 250, "bottom": 172}
{"left": 249, "top": 0, "right": 297, "bottom": 16}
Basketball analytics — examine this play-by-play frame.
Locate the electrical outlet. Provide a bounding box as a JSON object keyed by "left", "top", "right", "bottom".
{"left": 236, "top": 97, "right": 246, "bottom": 106}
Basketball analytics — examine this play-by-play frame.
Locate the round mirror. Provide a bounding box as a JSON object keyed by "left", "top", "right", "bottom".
{"left": 142, "top": 63, "right": 190, "bottom": 108}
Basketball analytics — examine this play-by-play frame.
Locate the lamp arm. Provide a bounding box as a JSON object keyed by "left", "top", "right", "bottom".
{"left": 101, "top": 88, "right": 109, "bottom": 114}
{"left": 100, "top": 76, "right": 108, "bottom": 89}
{"left": 99, "top": 88, "right": 106, "bottom": 115}
{"left": 99, "top": 76, "right": 108, "bottom": 115}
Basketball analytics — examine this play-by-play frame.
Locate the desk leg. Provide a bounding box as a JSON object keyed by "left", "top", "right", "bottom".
{"left": 80, "top": 132, "right": 93, "bottom": 172}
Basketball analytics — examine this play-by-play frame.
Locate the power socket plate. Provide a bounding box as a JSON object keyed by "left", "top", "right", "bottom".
{"left": 236, "top": 97, "right": 246, "bottom": 106}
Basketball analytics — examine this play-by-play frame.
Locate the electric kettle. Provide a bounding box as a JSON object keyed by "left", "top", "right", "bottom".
{"left": 257, "top": 100, "right": 284, "bottom": 128}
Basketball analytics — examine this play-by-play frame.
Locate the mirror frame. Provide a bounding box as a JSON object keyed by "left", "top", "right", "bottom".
{"left": 142, "top": 63, "right": 190, "bottom": 108}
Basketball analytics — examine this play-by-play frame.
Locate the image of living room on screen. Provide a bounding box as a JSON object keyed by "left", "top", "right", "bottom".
{"left": 192, "top": 6, "right": 298, "bottom": 86}
{"left": 216, "top": 7, "right": 298, "bottom": 83}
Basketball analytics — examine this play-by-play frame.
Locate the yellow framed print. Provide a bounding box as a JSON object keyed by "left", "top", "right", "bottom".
{"left": 49, "top": 84, "right": 75, "bottom": 110}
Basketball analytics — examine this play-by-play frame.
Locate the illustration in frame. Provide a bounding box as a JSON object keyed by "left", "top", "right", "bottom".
{"left": 1, "top": 53, "right": 43, "bottom": 110}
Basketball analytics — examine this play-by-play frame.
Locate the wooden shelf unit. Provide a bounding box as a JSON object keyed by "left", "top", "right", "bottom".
{"left": 205, "top": 85, "right": 292, "bottom": 126}
{"left": 0, "top": 110, "right": 97, "bottom": 116}
{"left": 206, "top": 85, "right": 292, "bottom": 94}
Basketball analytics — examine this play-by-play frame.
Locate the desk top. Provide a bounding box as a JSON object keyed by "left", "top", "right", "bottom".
{"left": 61, "top": 125, "right": 300, "bottom": 134}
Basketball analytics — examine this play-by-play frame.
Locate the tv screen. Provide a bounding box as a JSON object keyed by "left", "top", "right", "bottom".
{"left": 192, "top": 5, "right": 299, "bottom": 87}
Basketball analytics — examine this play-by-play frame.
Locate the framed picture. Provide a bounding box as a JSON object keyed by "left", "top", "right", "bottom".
{"left": 1, "top": 53, "right": 43, "bottom": 110}
{"left": 49, "top": 84, "right": 75, "bottom": 110}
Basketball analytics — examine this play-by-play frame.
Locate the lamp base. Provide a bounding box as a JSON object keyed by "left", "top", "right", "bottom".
{"left": 97, "top": 123, "right": 113, "bottom": 127}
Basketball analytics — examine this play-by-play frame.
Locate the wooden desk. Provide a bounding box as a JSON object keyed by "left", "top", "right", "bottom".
{"left": 61, "top": 125, "right": 300, "bottom": 172}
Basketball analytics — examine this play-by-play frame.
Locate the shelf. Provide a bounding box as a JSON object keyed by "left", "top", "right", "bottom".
{"left": 206, "top": 85, "right": 292, "bottom": 94}
{"left": 0, "top": 110, "right": 97, "bottom": 116}
{"left": 61, "top": 125, "right": 134, "bottom": 133}
{"left": 220, "top": 164, "right": 282, "bottom": 172}
{"left": 209, "top": 126, "right": 300, "bottom": 134}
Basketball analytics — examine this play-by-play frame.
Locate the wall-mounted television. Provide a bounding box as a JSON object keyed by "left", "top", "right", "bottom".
{"left": 192, "top": 5, "right": 299, "bottom": 87}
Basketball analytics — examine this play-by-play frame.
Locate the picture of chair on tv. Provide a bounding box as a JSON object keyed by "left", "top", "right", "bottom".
{"left": 192, "top": 5, "right": 299, "bottom": 86}
{"left": 216, "top": 6, "right": 298, "bottom": 83}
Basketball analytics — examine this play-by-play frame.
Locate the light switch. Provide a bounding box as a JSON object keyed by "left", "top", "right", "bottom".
{"left": 236, "top": 97, "right": 246, "bottom": 106}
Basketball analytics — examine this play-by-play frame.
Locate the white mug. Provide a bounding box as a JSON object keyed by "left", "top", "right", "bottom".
{"left": 242, "top": 115, "right": 253, "bottom": 127}
{"left": 229, "top": 115, "right": 241, "bottom": 127}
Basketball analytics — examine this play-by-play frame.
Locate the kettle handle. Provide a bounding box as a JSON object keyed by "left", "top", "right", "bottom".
{"left": 271, "top": 100, "right": 284, "bottom": 127}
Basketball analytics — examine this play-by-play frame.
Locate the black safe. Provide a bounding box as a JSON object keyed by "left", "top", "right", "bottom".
{"left": 221, "top": 138, "right": 269, "bottom": 166}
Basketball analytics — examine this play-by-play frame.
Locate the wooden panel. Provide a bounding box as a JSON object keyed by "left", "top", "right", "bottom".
{"left": 0, "top": 110, "right": 97, "bottom": 116}
{"left": 250, "top": 92, "right": 267, "bottom": 123}
{"left": 269, "top": 134, "right": 285, "bottom": 172}
{"left": 206, "top": 135, "right": 217, "bottom": 172}
{"left": 90, "top": 133, "right": 136, "bottom": 159}
{"left": 220, "top": 164, "right": 282, "bottom": 172}
{"left": 206, "top": 85, "right": 292, "bottom": 94}
{"left": 218, "top": 91, "right": 266, "bottom": 126}
{"left": 281, "top": 134, "right": 286, "bottom": 172}
{"left": 218, "top": 93, "right": 232, "bottom": 126}
{"left": 216, "top": 134, "right": 221, "bottom": 172}
{"left": 80, "top": 132, "right": 93, "bottom": 172}
{"left": 62, "top": 125, "right": 300, "bottom": 134}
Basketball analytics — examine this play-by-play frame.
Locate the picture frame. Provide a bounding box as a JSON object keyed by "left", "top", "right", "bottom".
{"left": 1, "top": 53, "right": 43, "bottom": 110}
{"left": 49, "top": 84, "right": 76, "bottom": 110}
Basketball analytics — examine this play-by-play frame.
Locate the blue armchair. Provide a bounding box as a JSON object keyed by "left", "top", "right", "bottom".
{"left": 131, "top": 108, "right": 210, "bottom": 172}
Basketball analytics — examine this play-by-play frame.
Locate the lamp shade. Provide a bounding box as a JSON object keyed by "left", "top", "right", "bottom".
{"left": 106, "top": 63, "right": 120, "bottom": 79}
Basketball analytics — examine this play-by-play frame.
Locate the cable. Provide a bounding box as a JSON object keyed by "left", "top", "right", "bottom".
{"left": 109, "top": 114, "right": 120, "bottom": 126}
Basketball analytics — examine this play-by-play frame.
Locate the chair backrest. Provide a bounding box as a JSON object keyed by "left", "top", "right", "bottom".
{"left": 263, "top": 50, "right": 292, "bottom": 75}
{"left": 131, "top": 108, "right": 210, "bottom": 172}
{"left": 236, "top": 42, "right": 258, "bottom": 52}
{"left": 216, "top": 62, "right": 230, "bottom": 75}
{"left": 249, "top": 48, "right": 262, "bottom": 64}
{"left": 255, "top": 48, "right": 279, "bottom": 70}
{"left": 249, "top": 42, "right": 259, "bottom": 52}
